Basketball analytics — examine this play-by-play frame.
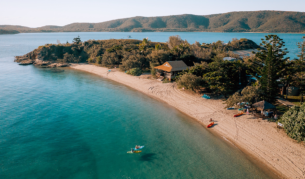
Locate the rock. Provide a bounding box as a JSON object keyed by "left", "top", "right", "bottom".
{"left": 56, "top": 63, "right": 70, "bottom": 67}
{"left": 34, "top": 59, "right": 51, "bottom": 67}
{"left": 48, "top": 63, "right": 70, "bottom": 68}
{"left": 19, "top": 59, "right": 34, "bottom": 65}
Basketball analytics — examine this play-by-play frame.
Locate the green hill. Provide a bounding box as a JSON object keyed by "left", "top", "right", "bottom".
{"left": 1, "top": 11, "right": 305, "bottom": 33}
{"left": 0, "top": 29, "right": 19, "bottom": 34}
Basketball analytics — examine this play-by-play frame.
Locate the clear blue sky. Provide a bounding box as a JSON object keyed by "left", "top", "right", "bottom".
{"left": 1, "top": 0, "right": 305, "bottom": 27}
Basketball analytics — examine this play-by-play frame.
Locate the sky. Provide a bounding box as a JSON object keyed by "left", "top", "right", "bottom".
{"left": 1, "top": 0, "right": 305, "bottom": 27}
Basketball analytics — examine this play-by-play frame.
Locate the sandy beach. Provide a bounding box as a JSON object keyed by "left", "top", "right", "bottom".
{"left": 71, "top": 64, "right": 305, "bottom": 179}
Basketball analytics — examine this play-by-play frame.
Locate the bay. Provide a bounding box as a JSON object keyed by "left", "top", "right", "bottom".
{"left": 0, "top": 32, "right": 297, "bottom": 179}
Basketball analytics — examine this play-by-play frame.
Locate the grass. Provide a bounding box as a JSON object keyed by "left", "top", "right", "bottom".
{"left": 283, "top": 95, "right": 305, "bottom": 106}
{"left": 275, "top": 102, "right": 290, "bottom": 115}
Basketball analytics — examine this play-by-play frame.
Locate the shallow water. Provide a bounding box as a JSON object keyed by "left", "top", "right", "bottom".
{"left": 0, "top": 32, "right": 296, "bottom": 178}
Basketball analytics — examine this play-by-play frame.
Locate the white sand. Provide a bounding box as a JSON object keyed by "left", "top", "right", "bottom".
{"left": 71, "top": 64, "right": 305, "bottom": 179}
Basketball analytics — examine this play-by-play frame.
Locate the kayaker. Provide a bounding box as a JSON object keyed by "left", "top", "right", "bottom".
{"left": 209, "top": 118, "right": 213, "bottom": 122}
{"left": 135, "top": 145, "right": 140, "bottom": 149}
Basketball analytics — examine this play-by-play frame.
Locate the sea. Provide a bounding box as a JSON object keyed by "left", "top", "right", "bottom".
{"left": 1, "top": 32, "right": 304, "bottom": 179}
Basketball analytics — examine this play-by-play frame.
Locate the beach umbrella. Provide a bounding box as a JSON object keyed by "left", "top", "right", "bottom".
{"left": 252, "top": 100, "right": 276, "bottom": 110}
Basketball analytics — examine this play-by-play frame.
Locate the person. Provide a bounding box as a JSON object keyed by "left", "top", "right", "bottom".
{"left": 131, "top": 148, "right": 134, "bottom": 153}
{"left": 135, "top": 145, "right": 139, "bottom": 149}
{"left": 209, "top": 118, "right": 213, "bottom": 122}
{"left": 274, "top": 114, "right": 278, "bottom": 120}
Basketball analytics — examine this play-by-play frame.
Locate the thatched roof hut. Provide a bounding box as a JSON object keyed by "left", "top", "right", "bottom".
{"left": 252, "top": 100, "right": 276, "bottom": 110}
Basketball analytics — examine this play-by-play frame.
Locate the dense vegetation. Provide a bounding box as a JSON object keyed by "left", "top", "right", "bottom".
{"left": 16, "top": 36, "right": 258, "bottom": 72}
{"left": 2, "top": 11, "right": 305, "bottom": 33}
{"left": 0, "top": 29, "right": 19, "bottom": 34}
{"left": 281, "top": 103, "right": 305, "bottom": 142}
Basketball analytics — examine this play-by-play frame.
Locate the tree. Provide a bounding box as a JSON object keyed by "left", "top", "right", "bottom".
{"left": 101, "top": 52, "right": 119, "bottom": 67}
{"left": 176, "top": 73, "right": 203, "bottom": 92}
{"left": 249, "top": 35, "right": 289, "bottom": 102}
{"left": 203, "top": 62, "right": 234, "bottom": 97}
{"left": 73, "top": 35, "right": 81, "bottom": 44}
{"left": 225, "top": 86, "right": 261, "bottom": 108}
{"left": 281, "top": 103, "right": 305, "bottom": 142}
{"left": 155, "top": 44, "right": 161, "bottom": 51}
{"left": 297, "top": 36, "right": 305, "bottom": 104}
{"left": 63, "top": 53, "right": 75, "bottom": 63}
{"left": 167, "top": 35, "right": 183, "bottom": 49}
{"left": 138, "top": 38, "right": 150, "bottom": 52}
{"left": 203, "top": 61, "right": 246, "bottom": 97}
{"left": 148, "top": 50, "right": 171, "bottom": 65}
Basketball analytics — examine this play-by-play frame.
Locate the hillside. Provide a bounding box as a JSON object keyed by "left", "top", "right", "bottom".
{"left": 0, "top": 29, "right": 19, "bottom": 34}
{"left": 2, "top": 11, "right": 305, "bottom": 33}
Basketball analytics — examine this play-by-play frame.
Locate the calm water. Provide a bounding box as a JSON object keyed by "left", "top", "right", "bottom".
{"left": 1, "top": 32, "right": 302, "bottom": 179}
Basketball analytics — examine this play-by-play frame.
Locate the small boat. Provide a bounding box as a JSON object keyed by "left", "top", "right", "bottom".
{"left": 227, "top": 107, "right": 235, "bottom": 110}
{"left": 134, "top": 146, "right": 144, "bottom": 151}
{"left": 127, "top": 150, "right": 142, "bottom": 154}
{"left": 234, "top": 112, "right": 244, "bottom": 117}
{"left": 207, "top": 122, "right": 214, "bottom": 128}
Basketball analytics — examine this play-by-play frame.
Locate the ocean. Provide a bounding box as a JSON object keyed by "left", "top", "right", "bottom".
{"left": 1, "top": 32, "right": 303, "bottom": 179}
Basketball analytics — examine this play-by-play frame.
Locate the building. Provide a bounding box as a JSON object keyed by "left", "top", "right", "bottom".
{"left": 154, "top": 61, "right": 188, "bottom": 81}
{"left": 223, "top": 57, "right": 239, "bottom": 62}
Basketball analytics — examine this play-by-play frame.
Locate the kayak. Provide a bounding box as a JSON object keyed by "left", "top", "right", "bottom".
{"left": 234, "top": 112, "right": 244, "bottom": 117}
{"left": 127, "top": 150, "right": 142, "bottom": 154}
{"left": 227, "top": 107, "right": 235, "bottom": 110}
{"left": 207, "top": 122, "right": 214, "bottom": 128}
{"left": 134, "top": 146, "right": 144, "bottom": 151}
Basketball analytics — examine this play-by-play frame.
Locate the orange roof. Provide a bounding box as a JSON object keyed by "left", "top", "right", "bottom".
{"left": 154, "top": 61, "right": 188, "bottom": 72}
{"left": 155, "top": 62, "right": 172, "bottom": 72}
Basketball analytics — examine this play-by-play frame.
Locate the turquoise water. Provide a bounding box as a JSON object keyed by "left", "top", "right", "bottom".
{"left": 1, "top": 32, "right": 301, "bottom": 179}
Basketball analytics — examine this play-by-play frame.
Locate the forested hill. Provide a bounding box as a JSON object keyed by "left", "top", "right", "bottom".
{"left": 0, "top": 29, "right": 19, "bottom": 34}
{"left": 2, "top": 11, "right": 305, "bottom": 33}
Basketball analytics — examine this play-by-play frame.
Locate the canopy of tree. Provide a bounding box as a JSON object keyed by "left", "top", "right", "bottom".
{"left": 281, "top": 103, "right": 305, "bottom": 142}
{"left": 2, "top": 11, "right": 305, "bottom": 33}
{"left": 15, "top": 36, "right": 258, "bottom": 72}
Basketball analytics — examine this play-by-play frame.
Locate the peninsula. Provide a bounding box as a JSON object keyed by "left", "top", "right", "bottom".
{"left": 2, "top": 11, "right": 305, "bottom": 33}
{"left": 15, "top": 35, "right": 305, "bottom": 178}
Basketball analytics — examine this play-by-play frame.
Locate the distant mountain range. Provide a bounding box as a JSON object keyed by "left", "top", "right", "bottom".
{"left": 1, "top": 11, "right": 305, "bottom": 34}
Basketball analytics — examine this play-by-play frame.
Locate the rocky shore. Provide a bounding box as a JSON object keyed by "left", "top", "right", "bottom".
{"left": 15, "top": 56, "right": 70, "bottom": 68}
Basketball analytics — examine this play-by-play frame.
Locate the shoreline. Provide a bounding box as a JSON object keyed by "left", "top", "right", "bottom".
{"left": 70, "top": 64, "right": 305, "bottom": 179}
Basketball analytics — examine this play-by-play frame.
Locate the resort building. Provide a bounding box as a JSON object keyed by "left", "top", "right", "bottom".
{"left": 154, "top": 61, "right": 188, "bottom": 81}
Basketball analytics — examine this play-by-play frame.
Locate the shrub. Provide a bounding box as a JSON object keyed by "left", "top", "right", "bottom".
{"left": 126, "top": 68, "right": 142, "bottom": 76}
{"left": 96, "top": 56, "right": 102, "bottom": 64}
{"left": 163, "top": 78, "right": 170, "bottom": 83}
{"left": 281, "top": 103, "right": 305, "bottom": 142}
{"left": 176, "top": 73, "right": 203, "bottom": 92}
